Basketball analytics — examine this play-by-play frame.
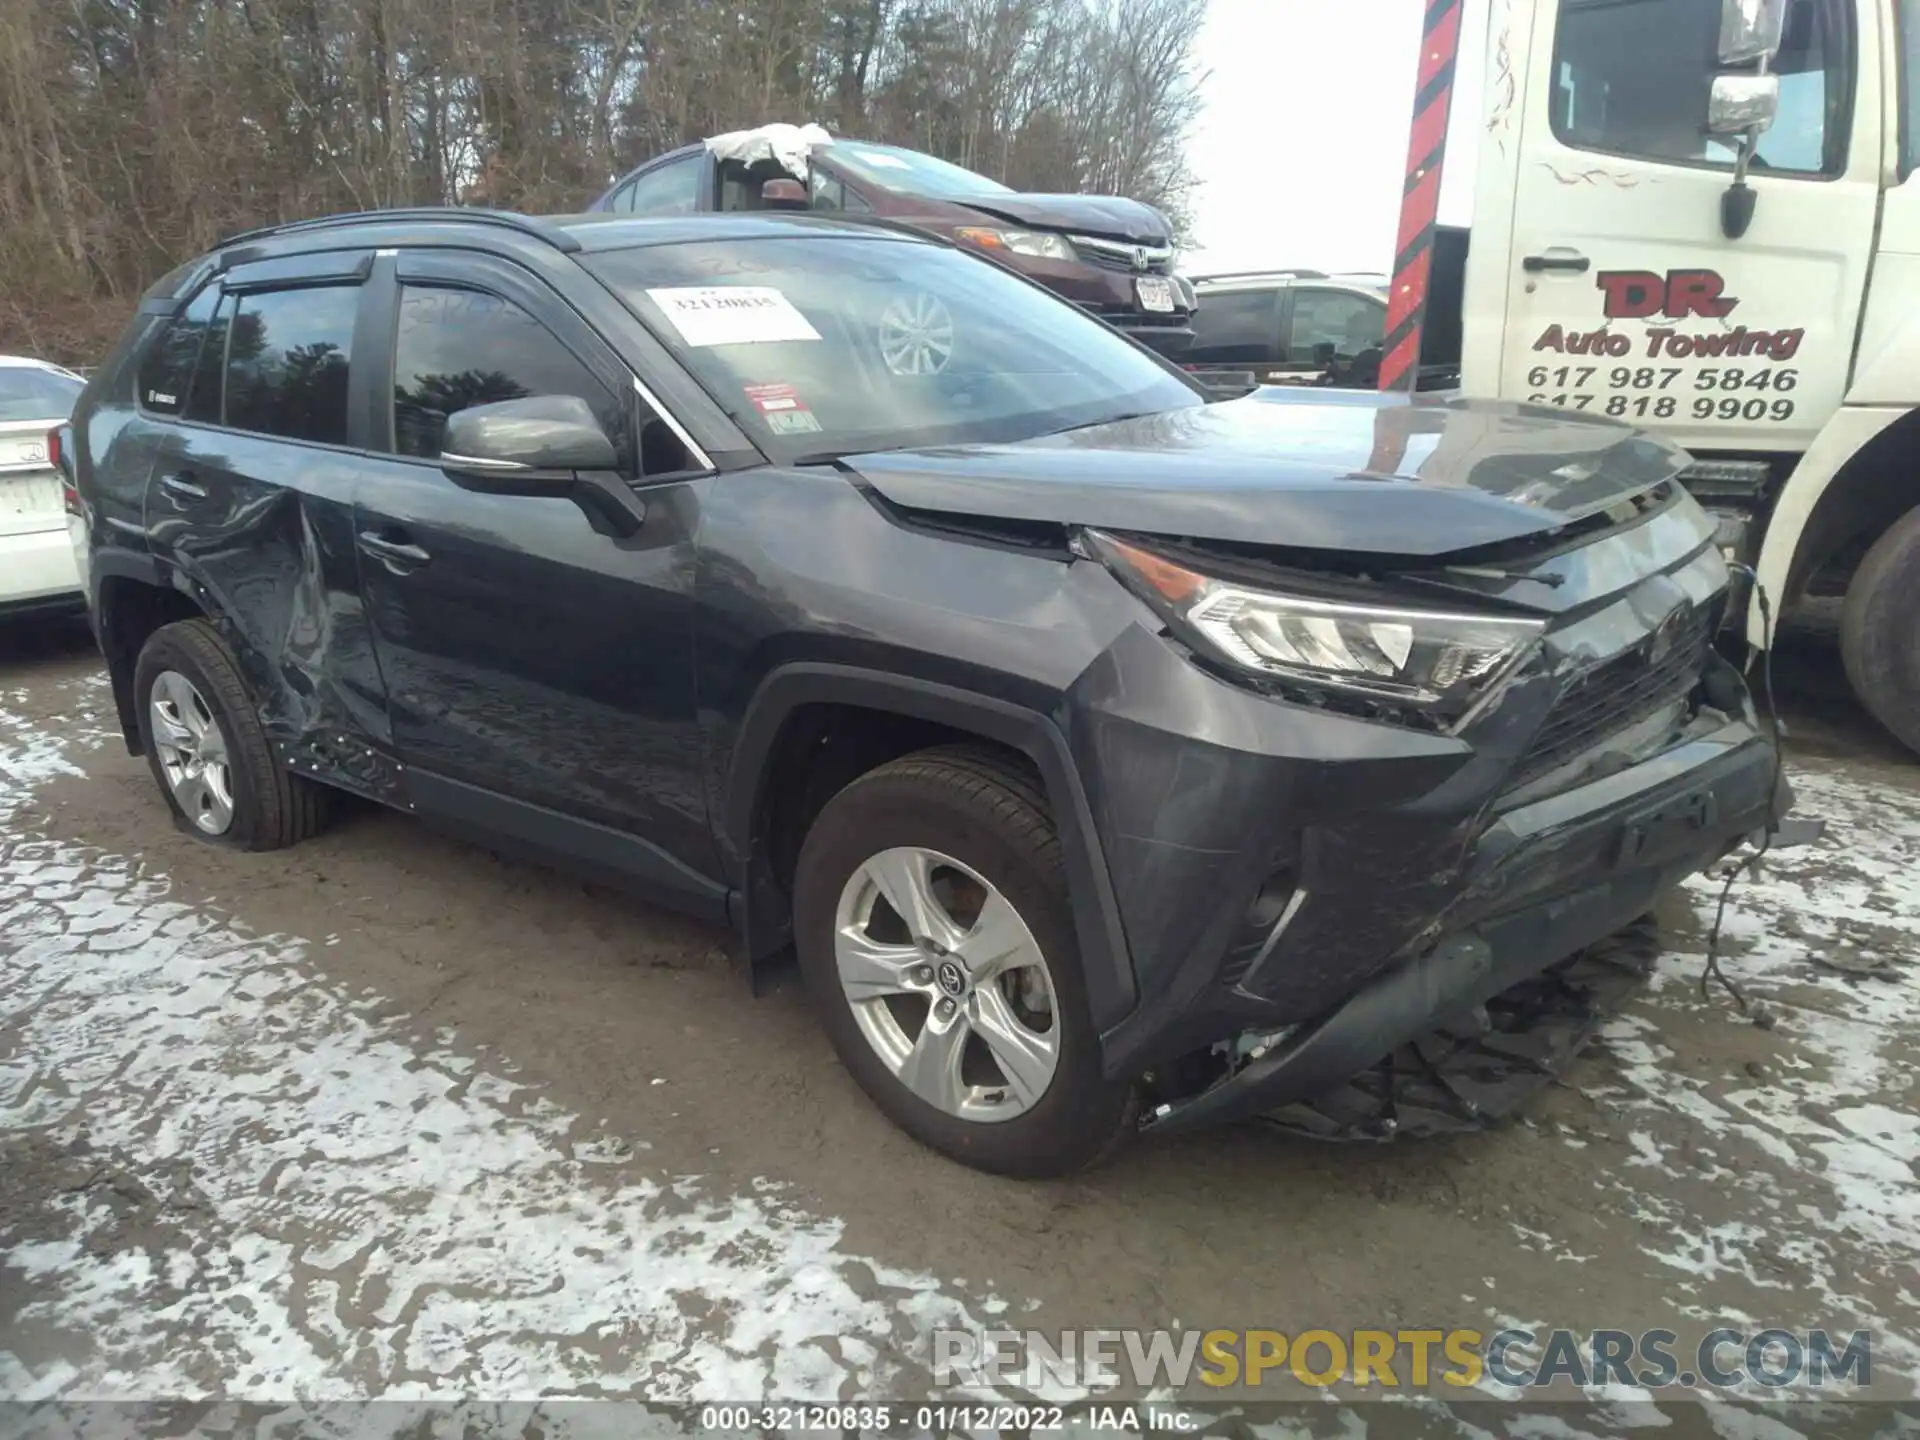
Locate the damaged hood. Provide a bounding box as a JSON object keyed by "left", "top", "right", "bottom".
{"left": 955, "top": 193, "right": 1171, "bottom": 245}
{"left": 842, "top": 392, "right": 1690, "bottom": 558}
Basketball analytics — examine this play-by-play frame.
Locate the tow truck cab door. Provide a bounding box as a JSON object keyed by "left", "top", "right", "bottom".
{"left": 1467, "top": 0, "right": 1880, "bottom": 455}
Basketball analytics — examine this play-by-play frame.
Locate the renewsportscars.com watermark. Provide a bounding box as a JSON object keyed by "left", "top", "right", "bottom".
{"left": 932, "top": 1327, "right": 1873, "bottom": 1393}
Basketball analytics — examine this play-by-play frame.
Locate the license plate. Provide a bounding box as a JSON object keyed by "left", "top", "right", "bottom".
{"left": 1136, "top": 276, "right": 1177, "bottom": 313}
{"left": 0, "top": 472, "right": 62, "bottom": 517}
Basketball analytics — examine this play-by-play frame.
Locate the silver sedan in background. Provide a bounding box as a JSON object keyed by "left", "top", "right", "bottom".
{"left": 0, "top": 355, "right": 86, "bottom": 620}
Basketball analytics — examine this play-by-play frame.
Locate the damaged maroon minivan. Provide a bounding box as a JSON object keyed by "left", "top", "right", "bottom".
{"left": 589, "top": 123, "right": 1196, "bottom": 357}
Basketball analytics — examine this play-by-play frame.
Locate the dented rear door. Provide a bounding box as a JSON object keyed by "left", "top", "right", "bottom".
{"left": 145, "top": 252, "right": 398, "bottom": 798}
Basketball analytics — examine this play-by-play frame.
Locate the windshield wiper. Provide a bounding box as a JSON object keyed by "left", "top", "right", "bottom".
{"left": 790, "top": 451, "right": 850, "bottom": 467}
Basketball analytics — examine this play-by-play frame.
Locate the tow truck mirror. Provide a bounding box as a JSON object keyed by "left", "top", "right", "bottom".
{"left": 1717, "top": 0, "right": 1787, "bottom": 63}
{"left": 1708, "top": 72, "right": 1780, "bottom": 134}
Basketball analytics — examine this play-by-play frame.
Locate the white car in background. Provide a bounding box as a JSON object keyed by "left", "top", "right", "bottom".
{"left": 0, "top": 355, "right": 85, "bottom": 620}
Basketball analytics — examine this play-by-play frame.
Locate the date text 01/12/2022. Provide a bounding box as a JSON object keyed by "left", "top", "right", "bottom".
{"left": 1526, "top": 362, "right": 1799, "bottom": 424}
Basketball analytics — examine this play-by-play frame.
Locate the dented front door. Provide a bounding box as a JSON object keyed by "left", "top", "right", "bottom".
{"left": 1477, "top": 0, "right": 1877, "bottom": 454}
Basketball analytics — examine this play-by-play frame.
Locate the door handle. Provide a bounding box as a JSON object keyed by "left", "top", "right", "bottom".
{"left": 357, "top": 530, "right": 432, "bottom": 570}
{"left": 158, "top": 472, "right": 208, "bottom": 503}
{"left": 1523, "top": 253, "right": 1591, "bottom": 274}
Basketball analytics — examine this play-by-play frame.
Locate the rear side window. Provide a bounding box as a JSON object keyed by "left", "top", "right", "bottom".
{"left": 0, "top": 366, "right": 83, "bottom": 423}
{"left": 185, "top": 294, "right": 235, "bottom": 425}
{"left": 225, "top": 286, "right": 359, "bottom": 445}
{"left": 1189, "top": 289, "right": 1281, "bottom": 365}
{"left": 139, "top": 286, "right": 221, "bottom": 415}
{"left": 392, "top": 286, "right": 625, "bottom": 460}
{"left": 1288, "top": 290, "right": 1385, "bottom": 363}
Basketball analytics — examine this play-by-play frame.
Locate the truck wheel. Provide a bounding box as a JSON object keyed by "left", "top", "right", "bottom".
{"left": 1841, "top": 505, "right": 1920, "bottom": 756}
{"left": 133, "top": 619, "right": 331, "bottom": 850}
{"left": 792, "top": 746, "right": 1138, "bottom": 1177}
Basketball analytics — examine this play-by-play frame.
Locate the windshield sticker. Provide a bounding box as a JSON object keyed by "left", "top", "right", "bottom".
{"left": 853, "top": 150, "right": 912, "bottom": 169}
{"left": 745, "top": 382, "right": 823, "bottom": 435}
{"left": 646, "top": 287, "right": 820, "bottom": 347}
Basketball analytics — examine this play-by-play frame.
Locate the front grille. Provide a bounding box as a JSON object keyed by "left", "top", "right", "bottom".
{"left": 1069, "top": 234, "right": 1175, "bottom": 275}
{"left": 1511, "top": 603, "right": 1713, "bottom": 786}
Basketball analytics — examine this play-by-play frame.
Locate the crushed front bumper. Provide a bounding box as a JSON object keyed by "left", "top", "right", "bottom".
{"left": 1139, "top": 716, "right": 1780, "bottom": 1136}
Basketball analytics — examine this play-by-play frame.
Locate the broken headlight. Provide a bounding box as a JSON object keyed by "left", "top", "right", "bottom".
{"left": 1089, "top": 531, "right": 1545, "bottom": 726}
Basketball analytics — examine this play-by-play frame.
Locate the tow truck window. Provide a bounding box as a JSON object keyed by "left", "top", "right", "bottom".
{"left": 1551, "top": 0, "right": 1851, "bottom": 177}
{"left": 1901, "top": 0, "right": 1920, "bottom": 176}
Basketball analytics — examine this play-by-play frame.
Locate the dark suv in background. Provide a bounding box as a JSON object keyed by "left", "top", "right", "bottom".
{"left": 593, "top": 129, "right": 1196, "bottom": 357}
{"left": 1186, "top": 270, "right": 1391, "bottom": 387}
{"left": 67, "top": 207, "right": 1779, "bottom": 1178}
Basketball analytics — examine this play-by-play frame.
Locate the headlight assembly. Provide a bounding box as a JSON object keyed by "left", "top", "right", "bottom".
{"left": 954, "top": 227, "right": 1078, "bottom": 262}
{"left": 1088, "top": 531, "right": 1545, "bottom": 727}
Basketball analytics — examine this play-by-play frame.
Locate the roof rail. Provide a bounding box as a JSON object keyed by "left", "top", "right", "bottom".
{"left": 215, "top": 207, "right": 582, "bottom": 254}
{"left": 1190, "top": 268, "right": 1328, "bottom": 285}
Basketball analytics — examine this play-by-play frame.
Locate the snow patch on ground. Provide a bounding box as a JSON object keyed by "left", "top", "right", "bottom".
{"left": 1593, "top": 764, "right": 1920, "bottom": 1394}
{"left": 0, "top": 681, "right": 1008, "bottom": 1400}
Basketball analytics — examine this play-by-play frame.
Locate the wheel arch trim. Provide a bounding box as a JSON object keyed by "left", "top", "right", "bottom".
{"left": 1748, "top": 404, "right": 1908, "bottom": 645}
{"left": 724, "top": 663, "right": 1139, "bottom": 1032}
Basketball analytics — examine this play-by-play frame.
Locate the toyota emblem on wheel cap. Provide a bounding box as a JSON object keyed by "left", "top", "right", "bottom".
{"left": 935, "top": 959, "right": 967, "bottom": 996}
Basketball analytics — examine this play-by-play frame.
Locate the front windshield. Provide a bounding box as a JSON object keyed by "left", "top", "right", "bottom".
{"left": 586, "top": 236, "right": 1200, "bottom": 459}
{"left": 0, "top": 365, "right": 82, "bottom": 423}
{"left": 820, "top": 143, "right": 1013, "bottom": 200}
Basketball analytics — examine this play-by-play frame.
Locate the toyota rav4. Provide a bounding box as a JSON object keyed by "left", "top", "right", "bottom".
{"left": 66, "top": 207, "right": 1782, "bottom": 1176}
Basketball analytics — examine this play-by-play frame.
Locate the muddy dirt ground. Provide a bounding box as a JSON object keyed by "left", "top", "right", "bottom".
{"left": 1, "top": 614, "right": 1915, "bottom": 1426}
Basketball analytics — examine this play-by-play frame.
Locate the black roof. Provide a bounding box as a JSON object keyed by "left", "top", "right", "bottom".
{"left": 181, "top": 207, "right": 924, "bottom": 296}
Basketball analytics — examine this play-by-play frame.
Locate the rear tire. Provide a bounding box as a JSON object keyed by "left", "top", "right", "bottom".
{"left": 134, "top": 619, "right": 330, "bottom": 850}
{"left": 1841, "top": 505, "right": 1920, "bottom": 757}
{"left": 793, "top": 746, "right": 1138, "bottom": 1177}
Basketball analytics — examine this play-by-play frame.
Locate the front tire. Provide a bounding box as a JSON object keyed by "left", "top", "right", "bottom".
{"left": 1841, "top": 505, "right": 1920, "bottom": 756}
{"left": 133, "top": 619, "right": 330, "bottom": 850}
{"left": 793, "top": 747, "right": 1138, "bottom": 1177}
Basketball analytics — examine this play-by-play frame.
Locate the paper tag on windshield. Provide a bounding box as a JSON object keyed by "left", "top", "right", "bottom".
{"left": 646, "top": 287, "right": 820, "bottom": 347}
{"left": 854, "top": 150, "right": 911, "bottom": 169}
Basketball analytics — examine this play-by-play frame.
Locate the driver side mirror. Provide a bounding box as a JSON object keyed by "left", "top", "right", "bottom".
{"left": 1708, "top": 72, "right": 1780, "bottom": 135}
{"left": 440, "top": 395, "right": 647, "bottom": 537}
{"left": 760, "top": 178, "right": 808, "bottom": 209}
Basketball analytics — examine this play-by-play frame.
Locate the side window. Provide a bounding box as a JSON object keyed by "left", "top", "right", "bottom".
{"left": 1550, "top": 0, "right": 1850, "bottom": 176}
{"left": 1901, "top": 0, "right": 1920, "bottom": 177}
{"left": 809, "top": 170, "right": 872, "bottom": 214}
{"left": 392, "top": 286, "right": 630, "bottom": 464}
{"left": 1288, "top": 290, "right": 1385, "bottom": 364}
{"left": 185, "top": 293, "right": 235, "bottom": 425}
{"left": 224, "top": 286, "right": 359, "bottom": 445}
{"left": 139, "top": 286, "right": 220, "bottom": 415}
{"left": 616, "top": 155, "right": 703, "bottom": 215}
{"left": 1188, "top": 290, "right": 1281, "bottom": 365}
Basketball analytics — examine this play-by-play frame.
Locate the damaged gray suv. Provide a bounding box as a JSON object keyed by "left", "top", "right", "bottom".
{"left": 66, "top": 208, "right": 1783, "bottom": 1176}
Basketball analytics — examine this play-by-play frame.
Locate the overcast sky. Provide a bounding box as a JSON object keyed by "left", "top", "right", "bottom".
{"left": 1182, "top": 0, "right": 1488, "bottom": 276}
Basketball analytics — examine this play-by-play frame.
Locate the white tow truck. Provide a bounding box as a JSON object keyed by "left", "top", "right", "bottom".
{"left": 1413, "top": 0, "right": 1920, "bottom": 754}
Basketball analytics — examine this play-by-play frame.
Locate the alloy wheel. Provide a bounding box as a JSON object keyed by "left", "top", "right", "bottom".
{"left": 149, "top": 669, "right": 235, "bottom": 835}
{"left": 833, "top": 846, "right": 1059, "bottom": 1122}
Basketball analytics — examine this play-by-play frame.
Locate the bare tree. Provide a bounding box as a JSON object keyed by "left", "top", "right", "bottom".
{"left": 0, "top": 0, "right": 1205, "bottom": 361}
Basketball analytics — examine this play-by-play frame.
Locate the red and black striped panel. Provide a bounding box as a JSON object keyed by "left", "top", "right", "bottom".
{"left": 1379, "top": 0, "right": 1464, "bottom": 395}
